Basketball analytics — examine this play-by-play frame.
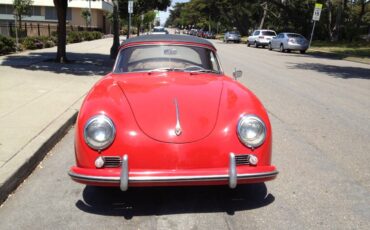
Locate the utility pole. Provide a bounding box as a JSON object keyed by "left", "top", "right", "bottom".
{"left": 128, "top": 0, "right": 133, "bottom": 39}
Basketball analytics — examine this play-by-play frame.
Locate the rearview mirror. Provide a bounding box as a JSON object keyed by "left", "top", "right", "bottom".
{"left": 233, "top": 69, "right": 243, "bottom": 80}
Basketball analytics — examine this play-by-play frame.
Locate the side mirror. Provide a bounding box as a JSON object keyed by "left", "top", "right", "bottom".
{"left": 233, "top": 69, "right": 243, "bottom": 80}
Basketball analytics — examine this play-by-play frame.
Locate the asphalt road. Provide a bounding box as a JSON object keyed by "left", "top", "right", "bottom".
{"left": 0, "top": 40, "right": 369, "bottom": 230}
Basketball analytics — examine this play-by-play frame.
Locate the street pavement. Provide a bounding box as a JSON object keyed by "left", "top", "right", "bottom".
{"left": 0, "top": 39, "right": 369, "bottom": 229}
{"left": 0, "top": 38, "right": 114, "bottom": 203}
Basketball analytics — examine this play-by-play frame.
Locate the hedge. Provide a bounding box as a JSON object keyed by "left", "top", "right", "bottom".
{"left": 0, "top": 35, "right": 16, "bottom": 55}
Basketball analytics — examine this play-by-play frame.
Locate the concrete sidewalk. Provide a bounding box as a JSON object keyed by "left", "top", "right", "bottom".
{"left": 0, "top": 38, "right": 115, "bottom": 204}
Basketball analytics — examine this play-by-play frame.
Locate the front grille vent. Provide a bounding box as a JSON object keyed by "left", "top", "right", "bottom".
{"left": 235, "top": 154, "right": 250, "bottom": 165}
{"left": 102, "top": 156, "right": 122, "bottom": 168}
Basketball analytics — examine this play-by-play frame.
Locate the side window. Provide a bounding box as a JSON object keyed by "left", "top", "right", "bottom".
{"left": 254, "top": 31, "right": 260, "bottom": 36}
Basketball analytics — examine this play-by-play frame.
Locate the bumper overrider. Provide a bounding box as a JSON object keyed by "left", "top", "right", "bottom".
{"left": 68, "top": 153, "right": 278, "bottom": 191}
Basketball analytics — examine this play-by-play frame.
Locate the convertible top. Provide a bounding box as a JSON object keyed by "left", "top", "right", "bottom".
{"left": 120, "top": 35, "right": 215, "bottom": 49}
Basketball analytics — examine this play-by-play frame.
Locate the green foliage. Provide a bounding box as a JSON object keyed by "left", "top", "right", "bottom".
{"left": 22, "top": 37, "right": 43, "bottom": 50}
{"left": 67, "top": 31, "right": 82, "bottom": 43}
{"left": 0, "top": 35, "right": 16, "bottom": 55}
{"left": 91, "top": 31, "right": 103, "bottom": 40}
{"left": 13, "top": 0, "right": 33, "bottom": 27}
{"left": 166, "top": 0, "right": 370, "bottom": 41}
{"left": 81, "top": 9, "right": 91, "bottom": 27}
{"left": 81, "top": 31, "right": 94, "bottom": 41}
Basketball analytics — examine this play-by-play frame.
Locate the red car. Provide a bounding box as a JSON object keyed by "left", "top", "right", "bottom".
{"left": 69, "top": 35, "right": 278, "bottom": 191}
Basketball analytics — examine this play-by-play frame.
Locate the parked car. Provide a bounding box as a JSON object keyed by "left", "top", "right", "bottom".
{"left": 224, "top": 31, "right": 241, "bottom": 43}
{"left": 247, "top": 29, "right": 277, "bottom": 48}
{"left": 69, "top": 35, "right": 278, "bottom": 191}
{"left": 204, "top": 31, "right": 216, "bottom": 39}
{"left": 269, "top": 33, "right": 309, "bottom": 54}
{"left": 189, "top": 29, "right": 198, "bottom": 36}
{"left": 151, "top": 26, "right": 169, "bottom": 35}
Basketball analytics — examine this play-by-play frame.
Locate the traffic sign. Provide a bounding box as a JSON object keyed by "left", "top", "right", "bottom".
{"left": 312, "top": 3, "right": 323, "bottom": 21}
{"left": 128, "top": 0, "right": 133, "bottom": 14}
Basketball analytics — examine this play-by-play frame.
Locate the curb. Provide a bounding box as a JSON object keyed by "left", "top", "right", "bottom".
{"left": 0, "top": 110, "right": 78, "bottom": 205}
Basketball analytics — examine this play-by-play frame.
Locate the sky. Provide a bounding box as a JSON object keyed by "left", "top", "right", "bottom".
{"left": 159, "top": 0, "right": 189, "bottom": 25}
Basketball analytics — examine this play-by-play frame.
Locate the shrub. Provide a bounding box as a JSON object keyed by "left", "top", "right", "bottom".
{"left": 67, "top": 31, "right": 82, "bottom": 43}
{"left": 22, "top": 37, "right": 43, "bottom": 50}
{"left": 91, "top": 31, "right": 103, "bottom": 39}
{"left": 81, "top": 31, "right": 94, "bottom": 41}
{"left": 0, "top": 35, "right": 16, "bottom": 55}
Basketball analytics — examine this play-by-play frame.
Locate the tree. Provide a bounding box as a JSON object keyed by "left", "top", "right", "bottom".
{"left": 13, "top": 0, "right": 33, "bottom": 29}
{"left": 53, "top": 0, "right": 68, "bottom": 63}
{"left": 81, "top": 9, "right": 91, "bottom": 29}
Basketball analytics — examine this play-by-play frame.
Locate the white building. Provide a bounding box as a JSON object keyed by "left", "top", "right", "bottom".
{"left": 0, "top": 0, "right": 113, "bottom": 36}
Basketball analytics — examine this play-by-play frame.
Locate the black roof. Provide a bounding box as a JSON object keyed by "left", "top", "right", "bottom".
{"left": 121, "top": 35, "right": 215, "bottom": 48}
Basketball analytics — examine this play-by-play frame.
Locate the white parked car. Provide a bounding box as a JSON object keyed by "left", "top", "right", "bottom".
{"left": 151, "top": 26, "right": 169, "bottom": 35}
{"left": 247, "top": 30, "right": 277, "bottom": 48}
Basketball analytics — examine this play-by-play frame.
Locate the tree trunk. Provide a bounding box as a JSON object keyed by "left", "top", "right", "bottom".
{"left": 326, "top": 0, "right": 333, "bottom": 41}
{"left": 259, "top": 2, "right": 268, "bottom": 29}
{"left": 18, "top": 15, "right": 22, "bottom": 30}
{"left": 332, "top": 0, "right": 343, "bottom": 42}
{"left": 54, "top": 0, "right": 68, "bottom": 63}
{"left": 110, "top": 1, "right": 120, "bottom": 59}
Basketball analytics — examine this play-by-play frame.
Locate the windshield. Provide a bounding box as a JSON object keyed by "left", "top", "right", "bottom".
{"left": 114, "top": 45, "right": 221, "bottom": 74}
{"left": 230, "top": 32, "right": 240, "bottom": 35}
{"left": 262, "top": 31, "right": 276, "bottom": 36}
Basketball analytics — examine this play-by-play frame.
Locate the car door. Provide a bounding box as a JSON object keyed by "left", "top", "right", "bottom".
{"left": 272, "top": 33, "right": 280, "bottom": 49}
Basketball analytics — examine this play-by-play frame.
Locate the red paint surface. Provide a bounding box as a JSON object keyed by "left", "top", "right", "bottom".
{"left": 71, "top": 41, "right": 277, "bottom": 187}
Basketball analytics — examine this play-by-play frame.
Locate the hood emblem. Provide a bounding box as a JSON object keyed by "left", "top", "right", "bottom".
{"left": 174, "top": 98, "right": 182, "bottom": 136}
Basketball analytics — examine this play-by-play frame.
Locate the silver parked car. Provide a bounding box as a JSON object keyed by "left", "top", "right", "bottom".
{"left": 269, "top": 33, "right": 309, "bottom": 54}
{"left": 224, "top": 31, "right": 241, "bottom": 43}
{"left": 247, "top": 29, "right": 276, "bottom": 48}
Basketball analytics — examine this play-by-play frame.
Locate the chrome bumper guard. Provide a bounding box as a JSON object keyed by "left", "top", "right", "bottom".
{"left": 69, "top": 153, "right": 278, "bottom": 191}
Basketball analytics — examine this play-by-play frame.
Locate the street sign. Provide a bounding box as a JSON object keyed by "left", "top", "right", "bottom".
{"left": 128, "top": 0, "right": 133, "bottom": 14}
{"left": 312, "top": 3, "right": 323, "bottom": 21}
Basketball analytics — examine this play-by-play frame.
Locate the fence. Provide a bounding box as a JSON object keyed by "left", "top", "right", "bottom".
{"left": 0, "top": 22, "right": 102, "bottom": 37}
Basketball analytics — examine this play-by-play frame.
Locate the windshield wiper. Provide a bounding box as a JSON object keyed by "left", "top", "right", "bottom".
{"left": 148, "top": 68, "right": 184, "bottom": 72}
{"left": 189, "top": 69, "right": 220, "bottom": 74}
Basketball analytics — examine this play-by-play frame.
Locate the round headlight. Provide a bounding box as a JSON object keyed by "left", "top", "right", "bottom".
{"left": 237, "top": 115, "right": 266, "bottom": 148}
{"left": 84, "top": 115, "right": 116, "bottom": 150}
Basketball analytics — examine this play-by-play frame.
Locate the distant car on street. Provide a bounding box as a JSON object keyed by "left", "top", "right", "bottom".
{"left": 224, "top": 31, "right": 241, "bottom": 43}
{"left": 151, "top": 26, "right": 169, "bottom": 35}
{"left": 247, "top": 30, "right": 276, "bottom": 48}
{"left": 269, "top": 33, "right": 309, "bottom": 54}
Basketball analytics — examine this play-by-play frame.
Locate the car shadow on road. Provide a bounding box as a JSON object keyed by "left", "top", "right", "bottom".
{"left": 75, "top": 183, "right": 274, "bottom": 219}
{"left": 0, "top": 52, "right": 114, "bottom": 76}
{"left": 289, "top": 63, "right": 370, "bottom": 80}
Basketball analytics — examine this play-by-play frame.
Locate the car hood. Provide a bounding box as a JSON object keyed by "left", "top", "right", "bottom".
{"left": 117, "top": 72, "right": 223, "bottom": 143}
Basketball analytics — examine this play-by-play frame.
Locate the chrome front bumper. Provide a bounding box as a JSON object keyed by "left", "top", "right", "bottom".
{"left": 69, "top": 153, "right": 278, "bottom": 191}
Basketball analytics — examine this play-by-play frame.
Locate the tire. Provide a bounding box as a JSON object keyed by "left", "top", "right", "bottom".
{"left": 247, "top": 41, "right": 251, "bottom": 47}
{"left": 254, "top": 41, "right": 259, "bottom": 48}
{"left": 268, "top": 43, "right": 272, "bottom": 50}
{"left": 262, "top": 45, "right": 266, "bottom": 48}
{"left": 287, "top": 49, "right": 291, "bottom": 53}
{"left": 300, "top": 50, "right": 306, "bottom": 54}
{"left": 280, "top": 44, "right": 285, "bottom": 52}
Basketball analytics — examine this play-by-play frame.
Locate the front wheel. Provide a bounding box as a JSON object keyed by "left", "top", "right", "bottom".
{"left": 268, "top": 43, "right": 272, "bottom": 50}
{"left": 300, "top": 50, "right": 306, "bottom": 54}
{"left": 247, "top": 41, "right": 251, "bottom": 47}
{"left": 254, "top": 41, "right": 259, "bottom": 48}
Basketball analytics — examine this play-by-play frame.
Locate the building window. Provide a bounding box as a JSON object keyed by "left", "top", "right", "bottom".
{"left": 45, "top": 7, "right": 71, "bottom": 20}
{"left": 0, "top": 4, "right": 14, "bottom": 14}
{"left": 32, "top": 6, "right": 41, "bottom": 16}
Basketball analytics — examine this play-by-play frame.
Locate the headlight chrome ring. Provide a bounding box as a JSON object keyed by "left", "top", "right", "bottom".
{"left": 84, "top": 114, "right": 116, "bottom": 150}
{"left": 237, "top": 115, "right": 266, "bottom": 148}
